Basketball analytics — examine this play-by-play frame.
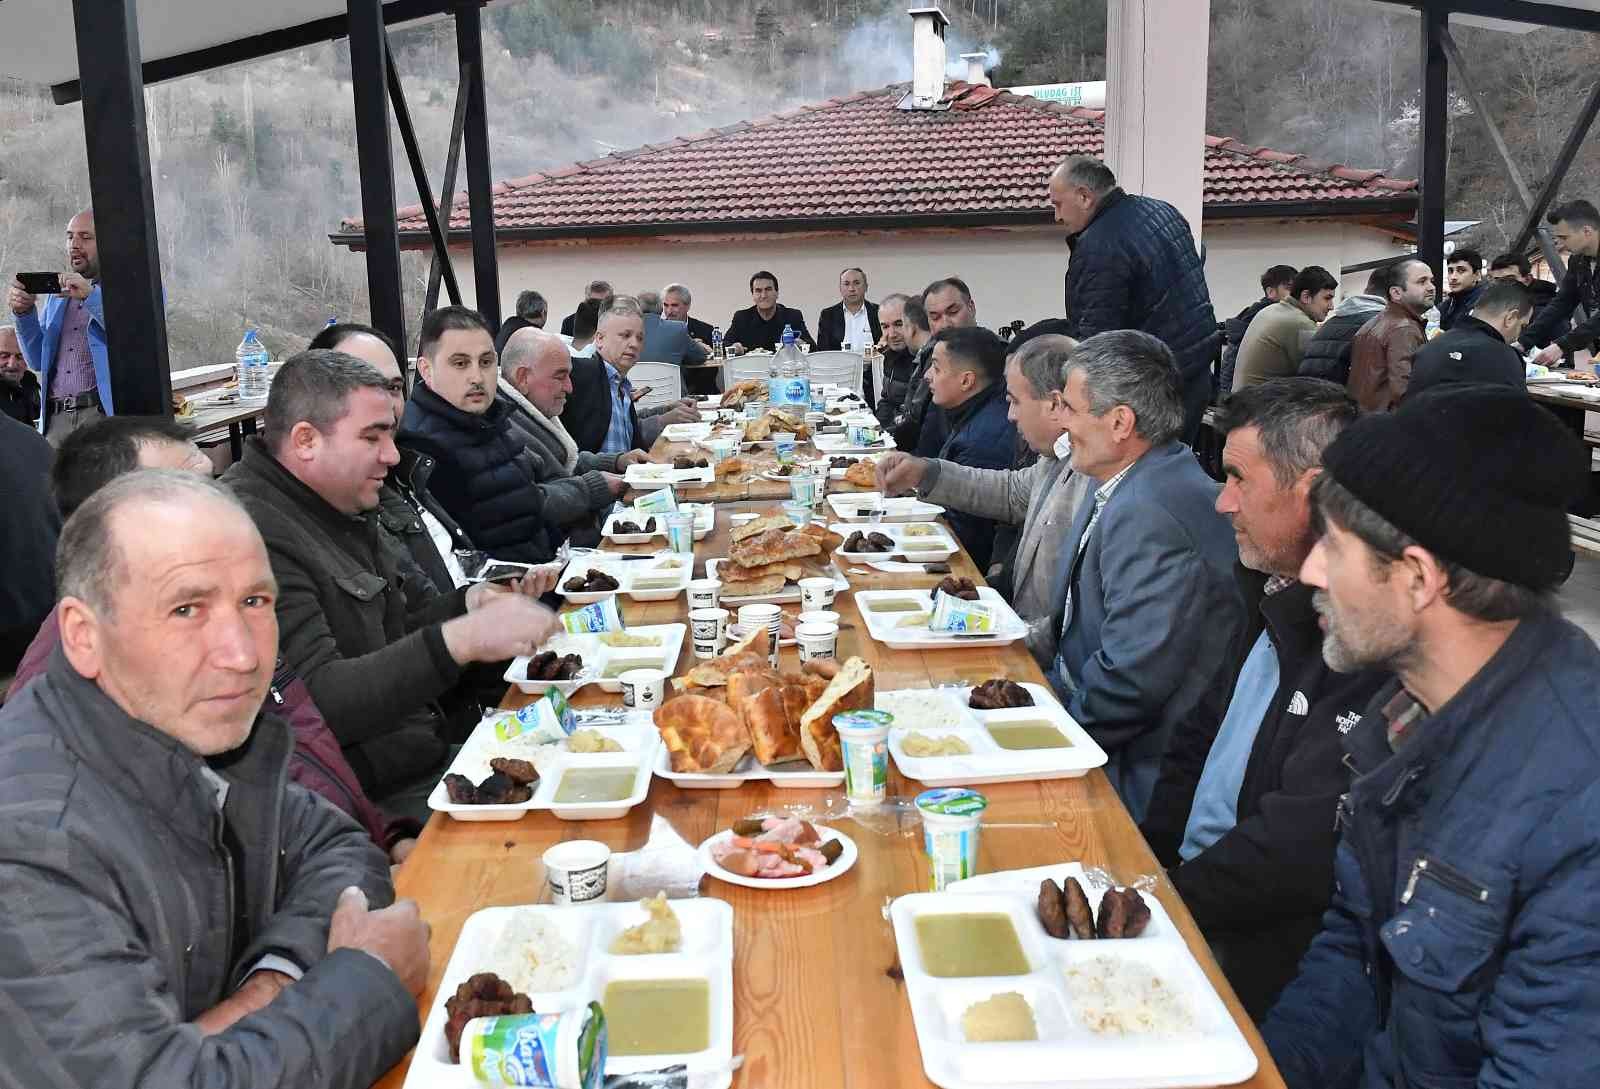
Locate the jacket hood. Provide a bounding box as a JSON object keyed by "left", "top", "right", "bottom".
{"left": 1332, "top": 293, "right": 1386, "bottom": 318}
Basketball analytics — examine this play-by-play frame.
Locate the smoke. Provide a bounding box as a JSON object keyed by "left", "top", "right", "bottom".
{"left": 831, "top": 12, "right": 1002, "bottom": 87}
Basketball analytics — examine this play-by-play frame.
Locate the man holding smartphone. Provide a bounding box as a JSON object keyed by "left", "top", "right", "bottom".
{"left": 7, "top": 210, "right": 109, "bottom": 445}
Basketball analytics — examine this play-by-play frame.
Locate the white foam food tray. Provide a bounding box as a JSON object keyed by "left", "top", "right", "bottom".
{"left": 556, "top": 555, "right": 693, "bottom": 603}
{"left": 603, "top": 503, "right": 714, "bottom": 545}
{"left": 509, "top": 624, "right": 685, "bottom": 696}
{"left": 833, "top": 521, "right": 959, "bottom": 563}
{"left": 890, "top": 875, "right": 1258, "bottom": 1089}
{"left": 624, "top": 462, "right": 715, "bottom": 488}
{"left": 404, "top": 898, "right": 734, "bottom": 1089}
{"left": 703, "top": 557, "right": 848, "bottom": 606}
{"left": 557, "top": 555, "right": 628, "bottom": 604}
{"left": 427, "top": 713, "right": 661, "bottom": 821}
{"left": 813, "top": 431, "right": 897, "bottom": 455}
{"left": 653, "top": 741, "right": 845, "bottom": 789}
{"left": 856, "top": 586, "right": 1028, "bottom": 650}
{"left": 662, "top": 421, "right": 714, "bottom": 442}
{"left": 827, "top": 492, "right": 945, "bottom": 522}
{"left": 880, "top": 683, "right": 1107, "bottom": 786}
{"left": 824, "top": 451, "right": 884, "bottom": 480}
{"left": 621, "top": 554, "right": 693, "bottom": 602}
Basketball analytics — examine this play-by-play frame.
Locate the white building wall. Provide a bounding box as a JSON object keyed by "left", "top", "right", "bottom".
{"left": 456, "top": 219, "right": 1412, "bottom": 341}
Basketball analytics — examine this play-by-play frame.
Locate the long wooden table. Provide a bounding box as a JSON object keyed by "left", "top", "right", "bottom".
{"left": 374, "top": 498, "right": 1284, "bottom": 1088}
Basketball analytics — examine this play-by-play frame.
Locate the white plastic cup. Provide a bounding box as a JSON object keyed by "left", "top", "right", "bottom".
{"left": 914, "top": 788, "right": 989, "bottom": 891}
{"left": 835, "top": 709, "right": 892, "bottom": 805}
{"left": 798, "top": 576, "right": 837, "bottom": 611}
{"left": 619, "top": 668, "right": 667, "bottom": 710}
{"left": 743, "top": 399, "right": 764, "bottom": 420}
{"left": 795, "top": 621, "right": 838, "bottom": 665}
{"left": 797, "top": 609, "right": 840, "bottom": 628}
{"left": 789, "top": 473, "right": 819, "bottom": 507}
{"left": 736, "top": 603, "right": 782, "bottom": 667}
{"left": 543, "top": 840, "right": 611, "bottom": 905}
{"left": 773, "top": 433, "right": 798, "bottom": 464}
{"left": 665, "top": 511, "right": 695, "bottom": 555}
{"left": 689, "top": 607, "right": 729, "bottom": 660}
{"left": 729, "top": 511, "right": 760, "bottom": 530}
{"left": 687, "top": 578, "right": 722, "bottom": 610}
{"left": 782, "top": 500, "right": 813, "bottom": 528}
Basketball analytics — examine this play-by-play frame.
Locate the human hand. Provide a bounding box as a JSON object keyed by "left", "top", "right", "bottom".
{"left": 616, "top": 449, "right": 653, "bottom": 469}
{"left": 326, "top": 886, "right": 431, "bottom": 996}
{"left": 658, "top": 402, "right": 699, "bottom": 425}
{"left": 629, "top": 385, "right": 653, "bottom": 403}
{"left": 1532, "top": 343, "right": 1564, "bottom": 367}
{"left": 59, "top": 273, "right": 92, "bottom": 301}
{"left": 514, "top": 562, "right": 562, "bottom": 598}
{"left": 876, "top": 452, "right": 928, "bottom": 496}
{"left": 728, "top": 343, "right": 746, "bottom": 356}
{"left": 7, "top": 277, "right": 35, "bottom": 315}
{"left": 389, "top": 837, "right": 418, "bottom": 865}
{"left": 192, "top": 969, "right": 295, "bottom": 1035}
{"left": 602, "top": 471, "right": 628, "bottom": 497}
{"left": 443, "top": 591, "right": 561, "bottom": 664}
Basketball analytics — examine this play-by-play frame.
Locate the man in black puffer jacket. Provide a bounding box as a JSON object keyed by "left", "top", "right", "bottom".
{"left": 1051, "top": 156, "right": 1221, "bottom": 444}
{"left": 1296, "top": 267, "right": 1387, "bottom": 386}
{"left": 874, "top": 292, "right": 930, "bottom": 428}
{"left": 399, "top": 307, "right": 554, "bottom": 565}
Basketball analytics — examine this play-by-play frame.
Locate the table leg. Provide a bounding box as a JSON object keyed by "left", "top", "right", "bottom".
{"left": 228, "top": 423, "right": 243, "bottom": 463}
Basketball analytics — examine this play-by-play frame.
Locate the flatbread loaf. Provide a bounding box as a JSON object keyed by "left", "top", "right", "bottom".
{"left": 731, "top": 527, "right": 822, "bottom": 567}
{"left": 731, "top": 512, "right": 793, "bottom": 543}
{"left": 844, "top": 460, "right": 877, "bottom": 488}
{"left": 797, "top": 656, "right": 873, "bottom": 772}
{"left": 654, "top": 694, "right": 750, "bottom": 774}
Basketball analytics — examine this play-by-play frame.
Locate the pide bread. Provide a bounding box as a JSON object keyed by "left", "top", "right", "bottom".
{"left": 654, "top": 695, "right": 750, "bottom": 774}
{"left": 797, "top": 656, "right": 872, "bottom": 772}
{"left": 730, "top": 512, "right": 793, "bottom": 543}
{"left": 844, "top": 459, "right": 877, "bottom": 488}
{"left": 731, "top": 528, "right": 822, "bottom": 567}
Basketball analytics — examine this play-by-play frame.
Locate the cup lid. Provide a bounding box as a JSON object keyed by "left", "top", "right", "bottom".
{"left": 834, "top": 709, "right": 893, "bottom": 734}
{"left": 915, "top": 787, "right": 988, "bottom": 817}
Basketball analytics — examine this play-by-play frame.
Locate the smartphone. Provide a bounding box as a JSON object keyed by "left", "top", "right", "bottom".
{"left": 17, "top": 272, "right": 61, "bottom": 295}
{"left": 478, "top": 562, "right": 529, "bottom": 584}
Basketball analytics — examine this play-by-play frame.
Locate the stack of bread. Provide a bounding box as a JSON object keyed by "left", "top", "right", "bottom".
{"left": 653, "top": 627, "right": 874, "bottom": 774}
{"left": 720, "top": 379, "right": 766, "bottom": 409}
{"left": 720, "top": 513, "right": 844, "bottom": 598}
{"left": 742, "top": 407, "right": 810, "bottom": 443}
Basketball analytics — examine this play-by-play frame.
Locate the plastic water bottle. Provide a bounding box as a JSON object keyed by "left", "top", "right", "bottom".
{"left": 711, "top": 327, "right": 724, "bottom": 361}
{"left": 237, "top": 328, "right": 270, "bottom": 402}
{"left": 787, "top": 335, "right": 812, "bottom": 411}
{"left": 770, "top": 326, "right": 802, "bottom": 407}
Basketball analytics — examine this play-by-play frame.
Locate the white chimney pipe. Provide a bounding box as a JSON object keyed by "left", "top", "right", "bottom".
{"left": 907, "top": 6, "right": 950, "bottom": 107}
{"left": 961, "top": 52, "right": 989, "bottom": 87}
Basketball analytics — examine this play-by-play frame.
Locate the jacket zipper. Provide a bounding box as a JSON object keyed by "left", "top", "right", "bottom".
{"left": 1401, "top": 856, "right": 1489, "bottom": 905}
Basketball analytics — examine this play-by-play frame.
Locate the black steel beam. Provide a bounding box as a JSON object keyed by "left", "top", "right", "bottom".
{"left": 51, "top": 0, "right": 471, "bottom": 105}
{"left": 385, "top": 36, "right": 461, "bottom": 308}
{"left": 71, "top": 0, "right": 171, "bottom": 417}
{"left": 426, "top": 67, "right": 471, "bottom": 315}
{"left": 1369, "top": 0, "right": 1600, "bottom": 35}
{"left": 348, "top": 0, "right": 408, "bottom": 355}
{"left": 1512, "top": 74, "right": 1600, "bottom": 255}
{"left": 455, "top": 0, "right": 500, "bottom": 329}
{"left": 1417, "top": 2, "right": 1449, "bottom": 281}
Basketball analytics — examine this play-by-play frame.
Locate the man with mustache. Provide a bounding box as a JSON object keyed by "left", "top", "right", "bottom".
{"left": 1263, "top": 386, "right": 1600, "bottom": 1087}
{"left": 1141, "top": 378, "right": 1385, "bottom": 1020}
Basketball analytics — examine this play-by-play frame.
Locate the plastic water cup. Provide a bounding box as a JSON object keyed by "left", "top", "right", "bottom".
{"left": 689, "top": 607, "right": 729, "bottom": 659}
{"left": 835, "top": 709, "right": 893, "bottom": 805}
{"left": 543, "top": 840, "right": 611, "bottom": 904}
{"left": 782, "top": 500, "right": 813, "bottom": 527}
{"left": 796, "top": 621, "right": 838, "bottom": 666}
{"left": 744, "top": 400, "right": 764, "bottom": 420}
{"left": 687, "top": 578, "right": 722, "bottom": 610}
{"left": 665, "top": 511, "right": 695, "bottom": 555}
{"left": 798, "top": 576, "right": 836, "bottom": 611}
{"left": 789, "top": 473, "right": 819, "bottom": 507}
{"left": 915, "top": 788, "right": 988, "bottom": 891}
{"left": 773, "top": 433, "right": 798, "bottom": 464}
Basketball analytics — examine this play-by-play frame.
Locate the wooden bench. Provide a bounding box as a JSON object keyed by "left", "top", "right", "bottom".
{"left": 1572, "top": 514, "right": 1600, "bottom": 556}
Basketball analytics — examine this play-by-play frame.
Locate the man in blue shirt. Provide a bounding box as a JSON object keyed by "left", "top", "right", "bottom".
{"left": 1140, "top": 378, "right": 1386, "bottom": 1019}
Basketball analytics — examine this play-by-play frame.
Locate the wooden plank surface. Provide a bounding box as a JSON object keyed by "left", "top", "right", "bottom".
{"left": 371, "top": 494, "right": 1284, "bottom": 1089}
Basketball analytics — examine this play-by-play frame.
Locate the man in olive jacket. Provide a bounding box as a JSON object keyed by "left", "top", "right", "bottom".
{"left": 0, "top": 469, "right": 430, "bottom": 1089}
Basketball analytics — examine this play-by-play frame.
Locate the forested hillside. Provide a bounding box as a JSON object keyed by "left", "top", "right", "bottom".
{"left": 0, "top": 0, "right": 1596, "bottom": 366}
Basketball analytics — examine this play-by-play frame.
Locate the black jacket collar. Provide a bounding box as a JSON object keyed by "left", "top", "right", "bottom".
{"left": 235, "top": 438, "right": 374, "bottom": 540}
{"left": 405, "top": 382, "right": 509, "bottom": 433}
{"left": 1451, "top": 314, "right": 1508, "bottom": 343}
{"left": 1067, "top": 186, "right": 1127, "bottom": 248}
{"left": 941, "top": 379, "right": 1003, "bottom": 434}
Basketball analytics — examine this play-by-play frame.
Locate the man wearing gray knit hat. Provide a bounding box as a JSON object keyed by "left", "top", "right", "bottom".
{"left": 1263, "top": 385, "right": 1600, "bottom": 1088}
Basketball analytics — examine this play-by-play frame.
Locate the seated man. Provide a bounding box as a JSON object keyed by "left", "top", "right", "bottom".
{"left": 0, "top": 469, "right": 429, "bottom": 1086}
{"left": 1051, "top": 331, "right": 1245, "bottom": 821}
{"left": 560, "top": 295, "right": 667, "bottom": 456}
{"left": 662, "top": 282, "right": 715, "bottom": 346}
{"left": 1407, "top": 280, "right": 1531, "bottom": 398}
{"left": 569, "top": 297, "right": 602, "bottom": 357}
{"left": 639, "top": 289, "right": 708, "bottom": 367}
{"left": 560, "top": 278, "right": 612, "bottom": 337}
{"left": 499, "top": 328, "right": 647, "bottom": 548}
{"left": 873, "top": 293, "right": 930, "bottom": 429}
{"left": 892, "top": 277, "right": 980, "bottom": 453}
{"left": 1141, "top": 379, "right": 1385, "bottom": 1020}
{"left": 726, "top": 269, "right": 814, "bottom": 353}
{"left": 1231, "top": 265, "right": 1337, "bottom": 391}
{"left": 399, "top": 306, "right": 557, "bottom": 565}
{"left": 224, "top": 349, "right": 559, "bottom": 811}
{"left": 0, "top": 324, "right": 41, "bottom": 426}
{"left": 876, "top": 334, "right": 1092, "bottom": 667}
{"left": 1264, "top": 386, "right": 1599, "bottom": 1088}
{"left": 909, "top": 326, "right": 1020, "bottom": 569}
{"left": 496, "top": 288, "right": 548, "bottom": 353}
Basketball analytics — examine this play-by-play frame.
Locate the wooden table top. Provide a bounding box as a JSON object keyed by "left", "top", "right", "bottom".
{"left": 372, "top": 497, "right": 1283, "bottom": 1089}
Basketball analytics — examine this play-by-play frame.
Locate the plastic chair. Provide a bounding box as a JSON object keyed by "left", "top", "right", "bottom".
{"left": 805, "top": 351, "right": 865, "bottom": 398}
{"left": 869, "top": 351, "right": 884, "bottom": 409}
{"left": 627, "top": 362, "right": 683, "bottom": 412}
{"left": 721, "top": 355, "right": 773, "bottom": 389}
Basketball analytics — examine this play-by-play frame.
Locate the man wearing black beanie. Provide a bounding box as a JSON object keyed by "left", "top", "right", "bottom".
{"left": 1263, "top": 385, "right": 1600, "bottom": 1088}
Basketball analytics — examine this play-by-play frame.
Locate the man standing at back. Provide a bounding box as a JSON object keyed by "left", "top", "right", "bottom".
{"left": 1347, "top": 257, "right": 1435, "bottom": 411}
{"left": 1050, "top": 157, "right": 1221, "bottom": 444}
{"left": 1524, "top": 199, "right": 1600, "bottom": 365}
{"left": 6, "top": 210, "right": 111, "bottom": 444}
{"left": 1050, "top": 331, "right": 1244, "bottom": 820}
{"left": 1231, "top": 266, "right": 1337, "bottom": 391}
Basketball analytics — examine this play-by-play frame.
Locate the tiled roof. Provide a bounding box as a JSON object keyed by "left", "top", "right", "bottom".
{"left": 344, "top": 82, "right": 1417, "bottom": 240}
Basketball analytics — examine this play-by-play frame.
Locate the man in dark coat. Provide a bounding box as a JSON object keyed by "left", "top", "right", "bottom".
{"left": 915, "top": 326, "right": 1018, "bottom": 569}
{"left": 1142, "top": 378, "right": 1385, "bottom": 1021}
{"left": 495, "top": 288, "right": 548, "bottom": 354}
{"left": 1488, "top": 250, "right": 1558, "bottom": 345}
{"left": 1407, "top": 280, "right": 1531, "bottom": 399}
{"left": 816, "top": 266, "right": 882, "bottom": 352}
{"left": 1525, "top": 199, "right": 1600, "bottom": 365}
{"left": 1263, "top": 387, "right": 1599, "bottom": 1089}
{"left": 1297, "top": 268, "right": 1387, "bottom": 386}
{"left": 1436, "top": 246, "right": 1485, "bottom": 331}
{"left": 0, "top": 325, "right": 41, "bottom": 426}
{"left": 875, "top": 292, "right": 929, "bottom": 428}
{"left": 1051, "top": 156, "right": 1221, "bottom": 444}
{"left": 0, "top": 413, "right": 57, "bottom": 673}
{"left": 726, "top": 269, "right": 814, "bottom": 353}
{"left": 559, "top": 279, "right": 611, "bottom": 337}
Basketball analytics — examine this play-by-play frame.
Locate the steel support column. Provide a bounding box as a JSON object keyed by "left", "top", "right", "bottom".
{"left": 455, "top": 0, "right": 500, "bottom": 329}
{"left": 1417, "top": 2, "right": 1449, "bottom": 280}
{"left": 71, "top": 0, "right": 170, "bottom": 417}
{"left": 385, "top": 37, "right": 461, "bottom": 308}
{"left": 348, "top": 0, "right": 408, "bottom": 355}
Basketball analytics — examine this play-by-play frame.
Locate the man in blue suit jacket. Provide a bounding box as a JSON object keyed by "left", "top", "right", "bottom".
{"left": 638, "top": 290, "right": 708, "bottom": 367}
{"left": 1051, "top": 330, "right": 1245, "bottom": 821}
{"left": 6, "top": 211, "right": 113, "bottom": 444}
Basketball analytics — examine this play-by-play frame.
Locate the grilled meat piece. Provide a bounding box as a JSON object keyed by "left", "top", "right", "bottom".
{"left": 443, "top": 773, "right": 478, "bottom": 805}
{"left": 1038, "top": 878, "right": 1071, "bottom": 939}
{"left": 1095, "top": 887, "right": 1152, "bottom": 939}
{"left": 489, "top": 757, "right": 539, "bottom": 785}
{"left": 1064, "top": 876, "right": 1096, "bottom": 940}
{"left": 968, "top": 678, "right": 1035, "bottom": 710}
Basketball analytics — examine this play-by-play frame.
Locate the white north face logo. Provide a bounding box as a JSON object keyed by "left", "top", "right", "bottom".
{"left": 1449, "top": 351, "right": 1463, "bottom": 360}
{"left": 1287, "top": 691, "right": 1310, "bottom": 716}
{"left": 1336, "top": 711, "right": 1364, "bottom": 734}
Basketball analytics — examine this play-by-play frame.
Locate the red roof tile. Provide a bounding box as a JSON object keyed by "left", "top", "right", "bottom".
{"left": 344, "top": 82, "right": 1417, "bottom": 240}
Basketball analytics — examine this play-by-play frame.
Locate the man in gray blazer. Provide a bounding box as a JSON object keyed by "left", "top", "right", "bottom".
{"left": 874, "top": 333, "right": 1092, "bottom": 668}
{"left": 1050, "top": 330, "right": 1245, "bottom": 821}
{"left": 639, "top": 289, "right": 708, "bottom": 367}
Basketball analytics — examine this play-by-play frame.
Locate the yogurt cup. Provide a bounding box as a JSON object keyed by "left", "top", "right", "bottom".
{"left": 743, "top": 400, "right": 765, "bottom": 420}
{"left": 835, "top": 709, "right": 893, "bottom": 805}
{"left": 798, "top": 575, "right": 836, "bottom": 611}
{"left": 915, "top": 787, "right": 988, "bottom": 891}
{"left": 795, "top": 621, "right": 838, "bottom": 665}
{"left": 788, "top": 472, "right": 820, "bottom": 507}
{"left": 543, "top": 840, "right": 611, "bottom": 905}
{"left": 797, "top": 609, "right": 840, "bottom": 628}
{"left": 781, "top": 500, "right": 813, "bottom": 527}
{"left": 773, "top": 433, "right": 798, "bottom": 464}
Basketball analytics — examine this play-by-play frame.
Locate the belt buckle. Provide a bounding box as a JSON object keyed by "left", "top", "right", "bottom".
{"left": 58, "top": 394, "right": 77, "bottom": 411}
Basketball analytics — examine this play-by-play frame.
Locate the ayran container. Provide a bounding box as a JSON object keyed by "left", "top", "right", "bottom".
{"left": 914, "top": 787, "right": 988, "bottom": 891}
{"left": 834, "top": 709, "right": 893, "bottom": 805}
{"left": 665, "top": 511, "right": 695, "bottom": 554}
{"left": 462, "top": 1003, "right": 607, "bottom": 1088}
